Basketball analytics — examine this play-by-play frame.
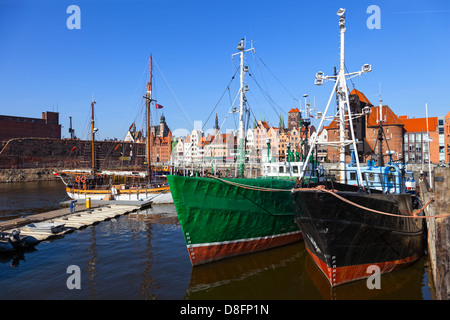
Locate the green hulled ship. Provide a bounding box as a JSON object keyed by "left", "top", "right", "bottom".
{"left": 168, "top": 39, "right": 319, "bottom": 265}
{"left": 167, "top": 175, "right": 302, "bottom": 265}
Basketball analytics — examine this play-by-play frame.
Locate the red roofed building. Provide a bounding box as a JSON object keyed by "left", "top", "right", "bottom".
{"left": 399, "top": 115, "right": 439, "bottom": 164}
{"left": 324, "top": 89, "right": 409, "bottom": 165}
{"left": 149, "top": 114, "right": 172, "bottom": 163}
{"left": 325, "top": 89, "right": 382, "bottom": 163}
{"left": 288, "top": 108, "right": 301, "bottom": 131}
{"left": 366, "top": 104, "right": 405, "bottom": 165}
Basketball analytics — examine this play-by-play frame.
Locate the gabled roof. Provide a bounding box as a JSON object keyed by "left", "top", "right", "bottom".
{"left": 350, "top": 89, "right": 373, "bottom": 106}
{"left": 367, "top": 105, "right": 404, "bottom": 127}
{"left": 288, "top": 108, "right": 300, "bottom": 113}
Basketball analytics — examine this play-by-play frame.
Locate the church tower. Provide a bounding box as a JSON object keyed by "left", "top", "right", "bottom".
{"left": 288, "top": 108, "right": 301, "bottom": 130}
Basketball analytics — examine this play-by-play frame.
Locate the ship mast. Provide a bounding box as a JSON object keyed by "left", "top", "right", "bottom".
{"left": 300, "top": 8, "right": 372, "bottom": 187}
{"left": 144, "top": 55, "right": 153, "bottom": 184}
{"left": 91, "top": 99, "right": 97, "bottom": 175}
{"left": 232, "top": 38, "right": 253, "bottom": 178}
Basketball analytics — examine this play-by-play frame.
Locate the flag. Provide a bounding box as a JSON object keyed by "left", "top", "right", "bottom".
{"left": 155, "top": 104, "right": 163, "bottom": 109}
{"left": 309, "top": 114, "right": 314, "bottom": 118}
{"left": 424, "top": 134, "right": 433, "bottom": 142}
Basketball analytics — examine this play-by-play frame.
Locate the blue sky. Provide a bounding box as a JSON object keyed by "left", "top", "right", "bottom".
{"left": 0, "top": 0, "right": 449, "bottom": 140}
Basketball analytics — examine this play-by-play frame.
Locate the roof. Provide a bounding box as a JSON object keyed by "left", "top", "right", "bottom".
{"left": 399, "top": 116, "right": 438, "bottom": 133}
{"left": 325, "top": 104, "right": 404, "bottom": 130}
{"left": 288, "top": 108, "right": 300, "bottom": 113}
{"left": 255, "top": 120, "right": 270, "bottom": 129}
{"left": 350, "top": 89, "right": 373, "bottom": 106}
{"left": 367, "top": 105, "right": 404, "bottom": 127}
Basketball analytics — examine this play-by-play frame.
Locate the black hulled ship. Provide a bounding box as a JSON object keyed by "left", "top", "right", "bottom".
{"left": 292, "top": 181, "right": 424, "bottom": 286}
{"left": 291, "top": 8, "right": 425, "bottom": 286}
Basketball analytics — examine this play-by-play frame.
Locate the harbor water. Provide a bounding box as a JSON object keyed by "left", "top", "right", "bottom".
{"left": 0, "top": 180, "right": 434, "bottom": 300}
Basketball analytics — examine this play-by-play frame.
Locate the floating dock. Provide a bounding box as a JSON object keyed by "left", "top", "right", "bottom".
{"left": 0, "top": 200, "right": 147, "bottom": 244}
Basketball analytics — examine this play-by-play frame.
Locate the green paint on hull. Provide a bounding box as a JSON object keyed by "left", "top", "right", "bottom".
{"left": 167, "top": 175, "right": 300, "bottom": 247}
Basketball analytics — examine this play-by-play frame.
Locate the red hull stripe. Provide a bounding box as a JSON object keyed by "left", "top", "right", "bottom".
{"left": 306, "top": 247, "right": 421, "bottom": 286}
{"left": 188, "top": 232, "right": 303, "bottom": 266}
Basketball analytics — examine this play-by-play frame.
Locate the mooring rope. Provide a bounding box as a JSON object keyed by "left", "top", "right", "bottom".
{"left": 294, "top": 185, "right": 449, "bottom": 219}
{"left": 205, "top": 175, "right": 449, "bottom": 219}
{"left": 206, "top": 174, "right": 293, "bottom": 192}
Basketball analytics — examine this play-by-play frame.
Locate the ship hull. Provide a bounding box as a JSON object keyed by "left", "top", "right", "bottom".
{"left": 66, "top": 186, "right": 172, "bottom": 203}
{"left": 291, "top": 183, "right": 424, "bottom": 286}
{"left": 167, "top": 175, "right": 302, "bottom": 266}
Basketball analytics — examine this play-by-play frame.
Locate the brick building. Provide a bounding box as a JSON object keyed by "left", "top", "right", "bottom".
{"left": 325, "top": 89, "right": 405, "bottom": 165}
{"left": 400, "top": 115, "right": 439, "bottom": 164}
{"left": 0, "top": 111, "right": 61, "bottom": 142}
{"left": 366, "top": 104, "right": 405, "bottom": 165}
{"left": 149, "top": 114, "right": 172, "bottom": 163}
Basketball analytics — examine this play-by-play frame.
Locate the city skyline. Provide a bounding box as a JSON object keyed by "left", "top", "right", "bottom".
{"left": 1, "top": 0, "right": 449, "bottom": 140}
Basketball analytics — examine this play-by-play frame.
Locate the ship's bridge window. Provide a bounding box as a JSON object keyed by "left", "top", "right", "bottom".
{"left": 279, "top": 166, "right": 284, "bottom": 173}
{"left": 293, "top": 166, "right": 298, "bottom": 173}
{"left": 388, "top": 173, "right": 395, "bottom": 183}
{"left": 350, "top": 172, "right": 357, "bottom": 181}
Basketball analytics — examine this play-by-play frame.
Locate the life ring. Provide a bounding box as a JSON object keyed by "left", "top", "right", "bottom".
{"left": 81, "top": 176, "right": 86, "bottom": 183}
{"left": 75, "top": 176, "right": 80, "bottom": 182}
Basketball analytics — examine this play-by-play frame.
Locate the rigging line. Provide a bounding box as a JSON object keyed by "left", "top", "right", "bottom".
{"left": 251, "top": 50, "right": 270, "bottom": 97}
{"left": 246, "top": 89, "right": 268, "bottom": 126}
{"left": 121, "top": 59, "right": 149, "bottom": 136}
{"left": 152, "top": 58, "right": 193, "bottom": 128}
{"left": 201, "top": 66, "right": 240, "bottom": 132}
{"left": 344, "top": 64, "right": 355, "bottom": 89}
{"left": 248, "top": 71, "right": 284, "bottom": 116}
{"left": 257, "top": 55, "right": 298, "bottom": 102}
{"left": 183, "top": 67, "right": 240, "bottom": 157}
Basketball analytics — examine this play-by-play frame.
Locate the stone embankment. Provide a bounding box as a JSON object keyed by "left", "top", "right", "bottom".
{"left": 0, "top": 168, "right": 58, "bottom": 183}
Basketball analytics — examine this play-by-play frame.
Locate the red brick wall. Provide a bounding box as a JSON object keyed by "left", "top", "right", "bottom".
{"left": 0, "top": 112, "right": 61, "bottom": 141}
{"left": 366, "top": 124, "right": 404, "bottom": 163}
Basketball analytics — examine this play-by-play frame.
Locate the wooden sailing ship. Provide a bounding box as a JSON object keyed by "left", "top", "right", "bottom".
{"left": 55, "top": 56, "right": 171, "bottom": 202}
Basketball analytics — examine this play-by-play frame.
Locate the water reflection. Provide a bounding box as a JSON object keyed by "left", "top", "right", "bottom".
{"left": 0, "top": 181, "right": 434, "bottom": 299}
{"left": 184, "top": 240, "right": 432, "bottom": 300}
{"left": 0, "top": 247, "right": 36, "bottom": 268}
{"left": 0, "top": 180, "right": 68, "bottom": 221}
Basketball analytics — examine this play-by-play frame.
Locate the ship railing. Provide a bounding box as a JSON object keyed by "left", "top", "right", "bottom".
{"left": 323, "top": 168, "right": 403, "bottom": 193}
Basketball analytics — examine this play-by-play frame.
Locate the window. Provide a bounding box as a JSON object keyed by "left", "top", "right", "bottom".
{"left": 388, "top": 173, "right": 395, "bottom": 183}
{"left": 439, "top": 119, "right": 444, "bottom": 126}
{"left": 293, "top": 166, "right": 298, "bottom": 173}
{"left": 416, "top": 145, "right": 421, "bottom": 153}
{"left": 279, "top": 166, "right": 284, "bottom": 173}
{"left": 404, "top": 134, "right": 408, "bottom": 143}
{"left": 416, "top": 133, "right": 421, "bottom": 142}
